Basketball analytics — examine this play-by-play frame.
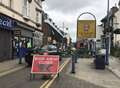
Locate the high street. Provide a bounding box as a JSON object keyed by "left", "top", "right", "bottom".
{"left": 1, "top": 0, "right": 120, "bottom": 88}
{"left": 1, "top": 57, "right": 120, "bottom": 88}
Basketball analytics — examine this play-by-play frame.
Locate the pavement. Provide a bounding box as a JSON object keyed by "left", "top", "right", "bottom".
{"left": 66, "top": 57, "right": 120, "bottom": 88}
{"left": 0, "top": 58, "right": 26, "bottom": 77}
{"left": 107, "top": 56, "right": 120, "bottom": 79}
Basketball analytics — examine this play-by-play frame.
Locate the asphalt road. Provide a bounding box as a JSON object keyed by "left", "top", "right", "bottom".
{"left": 0, "top": 57, "right": 107, "bottom": 88}
{"left": 50, "top": 73, "right": 105, "bottom": 88}
{"left": 0, "top": 66, "right": 45, "bottom": 88}
{"left": 38, "top": 58, "right": 106, "bottom": 88}
{"left": 49, "top": 61, "right": 105, "bottom": 88}
{"left": 0, "top": 57, "right": 69, "bottom": 88}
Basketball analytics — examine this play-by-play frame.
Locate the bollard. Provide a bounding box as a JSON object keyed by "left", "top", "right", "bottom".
{"left": 71, "top": 54, "right": 75, "bottom": 74}
{"left": 74, "top": 52, "right": 77, "bottom": 63}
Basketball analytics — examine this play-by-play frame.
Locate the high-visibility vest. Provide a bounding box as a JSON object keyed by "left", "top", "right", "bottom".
{"left": 27, "top": 42, "right": 32, "bottom": 48}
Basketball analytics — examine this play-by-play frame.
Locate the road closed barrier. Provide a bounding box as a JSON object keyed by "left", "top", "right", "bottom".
{"left": 30, "top": 55, "right": 59, "bottom": 79}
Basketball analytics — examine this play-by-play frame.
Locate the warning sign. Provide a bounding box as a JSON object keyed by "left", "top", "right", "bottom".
{"left": 31, "top": 55, "right": 59, "bottom": 74}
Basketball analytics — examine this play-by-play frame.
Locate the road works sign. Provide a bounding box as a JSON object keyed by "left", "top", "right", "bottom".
{"left": 77, "top": 20, "right": 96, "bottom": 39}
{"left": 31, "top": 55, "right": 59, "bottom": 74}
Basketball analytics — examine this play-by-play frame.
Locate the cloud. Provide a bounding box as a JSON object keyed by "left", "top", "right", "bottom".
{"left": 43, "top": 0, "right": 99, "bottom": 13}
{"left": 43, "top": 0, "right": 120, "bottom": 42}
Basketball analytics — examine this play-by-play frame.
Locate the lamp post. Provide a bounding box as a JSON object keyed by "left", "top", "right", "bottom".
{"left": 105, "top": 0, "right": 110, "bottom": 65}
{"left": 62, "top": 22, "right": 65, "bottom": 51}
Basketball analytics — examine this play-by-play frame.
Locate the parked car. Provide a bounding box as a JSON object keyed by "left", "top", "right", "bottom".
{"left": 25, "top": 45, "right": 62, "bottom": 66}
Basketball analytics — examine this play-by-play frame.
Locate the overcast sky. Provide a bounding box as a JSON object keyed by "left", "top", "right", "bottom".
{"left": 42, "top": 0, "right": 119, "bottom": 42}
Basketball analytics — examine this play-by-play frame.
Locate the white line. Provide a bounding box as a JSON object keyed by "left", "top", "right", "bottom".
{"left": 40, "top": 61, "right": 65, "bottom": 88}
{"left": 44, "top": 59, "right": 70, "bottom": 88}
{"left": 40, "top": 59, "right": 70, "bottom": 88}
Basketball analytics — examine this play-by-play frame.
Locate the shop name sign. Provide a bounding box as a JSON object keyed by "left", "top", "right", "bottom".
{"left": 0, "top": 15, "right": 14, "bottom": 30}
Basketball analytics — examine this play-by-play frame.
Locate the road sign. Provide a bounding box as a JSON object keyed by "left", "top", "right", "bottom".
{"left": 77, "top": 20, "right": 96, "bottom": 39}
{"left": 31, "top": 55, "right": 59, "bottom": 74}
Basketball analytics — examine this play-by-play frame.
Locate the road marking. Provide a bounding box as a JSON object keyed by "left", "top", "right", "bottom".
{"left": 40, "top": 60, "right": 66, "bottom": 88}
{"left": 0, "top": 66, "right": 25, "bottom": 77}
{"left": 40, "top": 80, "right": 50, "bottom": 88}
{"left": 45, "top": 59, "right": 70, "bottom": 88}
{"left": 40, "top": 59, "right": 70, "bottom": 88}
{"left": 44, "top": 73, "right": 58, "bottom": 88}
{"left": 59, "top": 59, "right": 69, "bottom": 72}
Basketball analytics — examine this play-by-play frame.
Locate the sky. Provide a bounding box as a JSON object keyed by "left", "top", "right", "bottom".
{"left": 42, "top": 0, "right": 119, "bottom": 42}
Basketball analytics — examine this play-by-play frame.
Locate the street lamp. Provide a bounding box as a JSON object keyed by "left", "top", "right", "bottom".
{"left": 105, "top": 0, "right": 110, "bottom": 65}
{"left": 107, "top": 0, "right": 110, "bottom": 17}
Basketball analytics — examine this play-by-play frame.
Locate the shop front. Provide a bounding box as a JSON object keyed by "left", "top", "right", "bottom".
{"left": 13, "top": 21, "right": 34, "bottom": 57}
{"left": 33, "top": 31, "right": 43, "bottom": 48}
{"left": 0, "top": 13, "right": 15, "bottom": 61}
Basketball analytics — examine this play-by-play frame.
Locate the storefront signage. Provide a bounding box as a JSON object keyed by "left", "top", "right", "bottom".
{"left": 31, "top": 55, "right": 59, "bottom": 74}
{"left": 0, "top": 15, "right": 14, "bottom": 30}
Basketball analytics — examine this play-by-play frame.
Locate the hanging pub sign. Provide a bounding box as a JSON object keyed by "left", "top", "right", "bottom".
{"left": 77, "top": 20, "right": 96, "bottom": 39}
{"left": 0, "top": 14, "right": 15, "bottom": 30}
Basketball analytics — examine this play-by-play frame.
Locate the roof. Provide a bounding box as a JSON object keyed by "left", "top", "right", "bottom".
{"left": 44, "top": 18, "right": 65, "bottom": 38}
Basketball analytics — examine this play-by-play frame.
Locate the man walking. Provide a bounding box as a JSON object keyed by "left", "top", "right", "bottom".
{"left": 17, "top": 43, "right": 27, "bottom": 64}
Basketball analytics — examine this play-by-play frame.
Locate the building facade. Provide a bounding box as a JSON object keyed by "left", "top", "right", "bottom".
{"left": 42, "top": 13, "right": 68, "bottom": 49}
{"left": 101, "top": 5, "right": 118, "bottom": 48}
{"left": 113, "top": 1, "right": 120, "bottom": 47}
{"left": 0, "top": 0, "right": 44, "bottom": 61}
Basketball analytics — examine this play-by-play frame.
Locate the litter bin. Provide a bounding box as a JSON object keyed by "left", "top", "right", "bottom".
{"left": 95, "top": 54, "right": 105, "bottom": 69}
{"left": 94, "top": 49, "right": 106, "bottom": 69}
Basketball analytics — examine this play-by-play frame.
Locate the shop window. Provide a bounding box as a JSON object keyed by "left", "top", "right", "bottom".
{"left": 36, "top": 11, "right": 39, "bottom": 23}
{"left": 0, "top": 0, "right": 2, "bottom": 3}
{"left": 36, "top": 10, "right": 42, "bottom": 24}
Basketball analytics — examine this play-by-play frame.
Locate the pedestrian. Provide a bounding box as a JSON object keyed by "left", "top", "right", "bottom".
{"left": 18, "top": 43, "right": 26, "bottom": 64}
